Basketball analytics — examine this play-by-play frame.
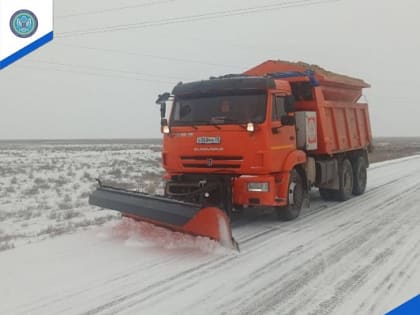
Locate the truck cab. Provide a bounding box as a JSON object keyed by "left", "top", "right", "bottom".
{"left": 158, "top": 75, "right": 308, "bottom": 219}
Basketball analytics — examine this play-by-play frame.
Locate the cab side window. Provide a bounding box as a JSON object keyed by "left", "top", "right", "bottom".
{"left": 272, "top": 96, "right": 286, "bottom": 121}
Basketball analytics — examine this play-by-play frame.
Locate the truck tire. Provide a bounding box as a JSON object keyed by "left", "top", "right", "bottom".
{"left": 352, "top": 156, "right": 367, "bottom": 195}
{"left": 276, "top": 169, "right": 304, "bottom": 221}
{"left": 335, "top": 159, "right": 353, "bottom": 201}
{"left": 319, "top": 188, "right": 335, "bottom": 201}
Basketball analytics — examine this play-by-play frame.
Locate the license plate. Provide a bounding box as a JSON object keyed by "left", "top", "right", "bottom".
{"left": 196, "top": 136, "right": 221, "bottom": 144}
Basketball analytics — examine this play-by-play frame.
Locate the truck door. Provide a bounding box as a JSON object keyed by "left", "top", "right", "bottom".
{"left": 269, "top": 94, "right": 297, "bottom": 171}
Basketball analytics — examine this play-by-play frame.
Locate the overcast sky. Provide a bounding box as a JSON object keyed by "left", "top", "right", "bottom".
{"left": 1, "top": 0, "right": 419, "bottom": 139}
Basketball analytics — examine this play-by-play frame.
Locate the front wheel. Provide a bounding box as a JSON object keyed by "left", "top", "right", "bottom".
{"left": 276, "top": 169, "right": 304, "bottom": 221}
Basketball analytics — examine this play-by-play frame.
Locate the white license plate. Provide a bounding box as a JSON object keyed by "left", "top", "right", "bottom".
{"left": 196, "top": 136, "right": 221, "bottom": 144}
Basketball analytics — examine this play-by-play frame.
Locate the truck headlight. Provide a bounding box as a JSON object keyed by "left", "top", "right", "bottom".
{"left": 246, "top": 122, "right": 255, "bottom": 132}
{"left": 162, "top": 125, "right": 170, "bottom": 134}
{"left": 247, "top": 182, "right": 269, "bottom": 192}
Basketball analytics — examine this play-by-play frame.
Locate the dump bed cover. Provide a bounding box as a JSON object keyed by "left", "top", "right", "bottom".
{"left": 245, "top": 60, "right": 370, "bottom": 88}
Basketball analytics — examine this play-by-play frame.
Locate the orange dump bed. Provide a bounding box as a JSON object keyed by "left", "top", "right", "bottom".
{"left": 245, "top": 60, "right": 373, "bottom": 155}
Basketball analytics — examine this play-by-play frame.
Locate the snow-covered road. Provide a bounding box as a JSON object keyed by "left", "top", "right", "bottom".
{"left": 2, "top": 156, "right": 420, "bottom": 315}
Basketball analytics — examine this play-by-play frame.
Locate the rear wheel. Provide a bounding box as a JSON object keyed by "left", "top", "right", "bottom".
{"left": 334, "top": 159, "right": 353, "bottom": 201}
{"left": 276, "top": 169, "right": 304, "bottom": 221}
{"left": 352, "top": 156, "right": 367, "bottom": 195}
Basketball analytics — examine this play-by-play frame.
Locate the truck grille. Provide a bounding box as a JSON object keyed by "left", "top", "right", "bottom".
{"left": 180, "top": 156, "right": 243, "bottom": 169}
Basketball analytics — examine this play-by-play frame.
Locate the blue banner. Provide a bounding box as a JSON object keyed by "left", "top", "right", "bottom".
{"left": 386, "top": 295, "right": 420, "bottom": 315}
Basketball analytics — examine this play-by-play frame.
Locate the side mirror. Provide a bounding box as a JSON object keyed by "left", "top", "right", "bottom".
{"left": 281, "top": 115, "right": 296, "bottom": 126}
{"left": 156, "top": 92, "right": 171, "bottom": 118}
{"left": 284, "top": 95, "right": 296, "bottom": 113}
{"left": 160, "top": 103, "right": 166, "bottom": 119}
{"left": 161, "top": 118, "right": 168, "bottom": 127}
{"left": 156, "top": 92, "right": 170, "bottom": 105}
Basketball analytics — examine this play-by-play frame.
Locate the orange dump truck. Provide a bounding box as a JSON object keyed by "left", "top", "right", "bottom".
{"left": 89, "top": 60, "right": 372, "bottom": 248}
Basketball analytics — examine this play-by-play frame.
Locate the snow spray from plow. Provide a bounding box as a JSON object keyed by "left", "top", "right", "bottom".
{"left": 89, "top": 183, "right": 239, "bottom": 250}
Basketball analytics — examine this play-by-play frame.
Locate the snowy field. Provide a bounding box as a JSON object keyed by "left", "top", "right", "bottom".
{"left": 0, "top": 140, "right": 163, "bottom": 251}
{"left": 0, "top": 142, "right": 419, "bottom": 314}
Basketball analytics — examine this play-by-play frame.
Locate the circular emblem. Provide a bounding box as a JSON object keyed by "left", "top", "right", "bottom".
{"left": 10, "top": 10, "right": 38, "bottom": 38}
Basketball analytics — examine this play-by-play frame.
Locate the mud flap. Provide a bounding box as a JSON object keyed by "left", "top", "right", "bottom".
{"left": 89, "top": 186, "right": 238, "bottom": 250}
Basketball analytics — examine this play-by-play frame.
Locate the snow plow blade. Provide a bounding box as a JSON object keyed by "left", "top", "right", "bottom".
{"left": 89, "top": 185, "right": 238, "bottom": 250}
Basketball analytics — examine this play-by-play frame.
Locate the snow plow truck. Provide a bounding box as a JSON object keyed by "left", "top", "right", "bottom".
{"left": 89, "top": 60, "right": 372, "bottom": 249}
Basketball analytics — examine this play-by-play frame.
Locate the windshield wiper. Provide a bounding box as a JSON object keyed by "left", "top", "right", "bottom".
{"left": 194, "top": 120, "right": 222, "bottom": 129}
{"left": 175, "top": 120, "right": 221, "bottom": 130}
{"left": 219, "top": 118, "right": 241, "bottom": 123}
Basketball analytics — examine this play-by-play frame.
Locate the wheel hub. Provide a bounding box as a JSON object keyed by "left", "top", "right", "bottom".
{"left": 289, "top": 182, "right": 296, "bottom": 205}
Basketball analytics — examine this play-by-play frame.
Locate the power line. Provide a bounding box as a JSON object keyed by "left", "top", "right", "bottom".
{"left": 57, "top": 0, "right": 322, "bottom": 36}
{"left": 56, "top": 0, "right": 175, "bottom": 19}
{"left": 16, "top": 64, "right": 176, "bottom": 84}
{"left": 53, "top": 43, "right": 240, "bottom": 69}
{"left": 56, "top": 0, "right": 341, "bottom": 38}
{"left": 25, "top": 59, "right": 191, "bottom": 81}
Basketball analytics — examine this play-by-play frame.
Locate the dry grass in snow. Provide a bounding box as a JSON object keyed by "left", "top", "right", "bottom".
{"left": 0, "top": 140, "right": 163, "bottom": 251}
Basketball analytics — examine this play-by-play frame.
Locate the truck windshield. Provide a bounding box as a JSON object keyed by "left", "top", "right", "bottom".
{"left": 170, "top": 93, "right": 267, "bottom": 126}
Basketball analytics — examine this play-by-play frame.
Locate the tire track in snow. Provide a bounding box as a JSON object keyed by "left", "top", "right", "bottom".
{"left": 91, "top": 169, "right": 420, "bottom": 314}
{"left": 351, "top": 189, "right": 420, "bottom": 314}
{"left": 305, "top": 194, "right": 420, "bottom": 315}
{"left": 356, "top": 238, "right": 420, "bottom": 315}
{"left": 9, "top": 156, "right": 420, "bottom": 315}
{"left": 229, "top": 184, "right": 420, "bottom": 315}
{"left": 306, "top": 248, "right": 395, "bottom": 315}
{"left": 14, "top": 251, "right": 183, "bottom": 315}
{"left": 204, "top": 177, "right": 420, "bottom": 314}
